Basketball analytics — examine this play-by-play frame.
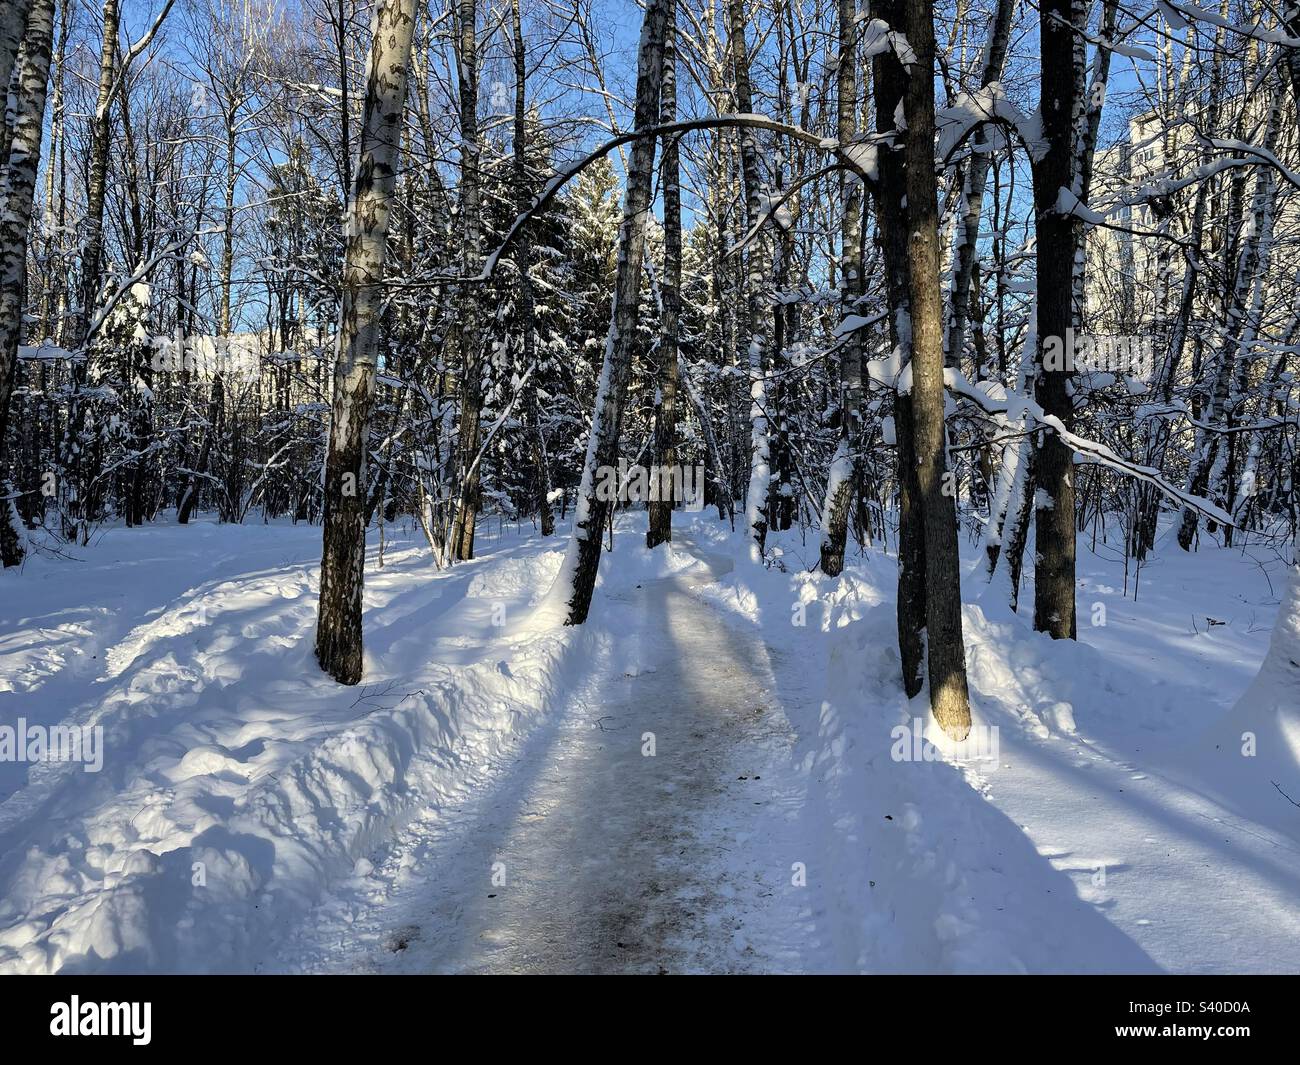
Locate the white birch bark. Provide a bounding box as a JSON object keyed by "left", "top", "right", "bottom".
{"left": 0, "top": 0, "right": 54, "bottom": 568}
{"left": 550, "top": 0, "right": 669, "bottom": 625}
{"left": 314, "top": 0, "right": 419, "bottom": 683}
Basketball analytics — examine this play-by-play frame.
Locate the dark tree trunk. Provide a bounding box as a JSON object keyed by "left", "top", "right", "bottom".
{"left": 901, "top": 0, "right": 972, "bottom": 738}
{"left": 510, "top": 0, "right": 553, "bottom": 538}
{"left": 647, "top": 0, "right": 680, "bottom": 550}
{"left": 871, "top": 0, "right": 925, "bottom": 697}
{"left": 450, "top": 0, "right": 483, "bottom": 561}
{"left": 818, "top": 0, "right": 863, "bottom": 576}
{"left": 1030, "top": 0, "right": 1084, "bottom": 640}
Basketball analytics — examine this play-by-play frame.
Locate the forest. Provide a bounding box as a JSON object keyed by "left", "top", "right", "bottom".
{"left": 0, "top": 0, "right": 1298, "bottom": 978}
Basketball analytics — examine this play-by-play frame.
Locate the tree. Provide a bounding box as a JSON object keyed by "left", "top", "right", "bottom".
{"left": 900, "top": 0, "right": 972, "bottom": 738}
{"left": 315, "top": 0, "right": 419, "bottom": 685}
{"left": 0, "top": 1, "right": 35, "bottom": 133}
{"left": 449, "top": 0, "right": 483, "bottom": 561}
{"left": 0, "top": 0, "right": 56, "bottom": 568}
{"left": 818, "top": 0, "right": 864, "bottom": 577}
{"left": 1031, "top": 0, "right": 1085, "bottom": 640}
{"left": 511, "top": 0, "right": 555, "bottom": 538}
{"left": 871, "top": 0, "right": 927, "bottom": 698}
{"left": 647, "top": 0, "right": 681, "bottom": 549}
{"left": 553, "top": 0, "right": 669, "bottom": 625}
{"left": 727, "top": 0, "right": 775, "bottom": 562}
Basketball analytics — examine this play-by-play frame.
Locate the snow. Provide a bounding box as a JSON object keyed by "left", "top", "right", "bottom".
{"left": 1, "top": 514, "right": 1296, "bottom": 973}
{"left": 936, "top": 82, "right": 1048, "bottom": 164}
{"left": 1055, "top": 186, "right": 1106, "bottom": 225}
{"left": 688, "top": 518, "right": 1299, "bottom": 972}
{"left": 839, "top": 141, "right": 880, "bottom": 181}
{"left": 0, "top": 521, "right": 582, "bottom": 972}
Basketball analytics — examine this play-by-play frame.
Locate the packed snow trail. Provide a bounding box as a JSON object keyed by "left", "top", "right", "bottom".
{"left": 277, "top": 540, "right": 826, "bottom": 973}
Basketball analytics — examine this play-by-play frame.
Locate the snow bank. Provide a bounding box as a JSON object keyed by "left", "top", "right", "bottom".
{"left": 0, "top": 523, "right": 587, "bottom": 973}
{"left": 1184, "top": 556, "right": 1300, "bottom": 832}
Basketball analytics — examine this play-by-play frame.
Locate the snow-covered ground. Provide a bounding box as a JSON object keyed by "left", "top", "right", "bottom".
{"left": 1, "top": 512, "right": 1296, "bottom": 973}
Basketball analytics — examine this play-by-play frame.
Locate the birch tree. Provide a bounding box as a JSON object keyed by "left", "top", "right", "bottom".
{"left": 0, "top": 0, "right": 55, "bottom": 568}
{"left": 727, "top": 0, "right": 775, "bottom": 561}
{"left": 0, "top": 0, "right": 35, "bottom": 127}
{"left": 647, "top": 0, "right": 680, "bottom": 550}
{"left": 450, "top": 0, "right": 483, "bottom": 561}
{"left": 315, "top": 0, "right": 419, "bottom": 684}
{"left": 553, "top": 0, "right": 668, "bottom": 624}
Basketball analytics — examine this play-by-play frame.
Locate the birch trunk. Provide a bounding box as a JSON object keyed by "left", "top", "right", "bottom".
{"left": 1135, "top": 2, "right": 1230, "bottom": 557}
{"left": 315, "top": 0, "right": 419, "bottom": 684}
{"left": 1069, "top": 0, "right": 1118, "bottom": 315}
{"left": 944, "top": 0, "right": 1014, "bottom": 368}
{"left": 727, "top": 0, "right": 774, "bottom": 561}
{"left": 0, "top": 0, "right": 34, "bottom": 132}
{"left": 1177, "top": 71, "right": 1283, "bottom": 550}
{"left": 72, "top": 0, "right": 118, "bottom": 348}
{"left": 0, "top": 0, "right": 54, "bottom": 568}
{"left": 554, "top": 0, "right": 668, "bottom": 625}
{"left": 647, "top": 0, "right": 680, "bottom": 549}
{"left": 981, "top": 324, "right": 1036, "bottom": 589}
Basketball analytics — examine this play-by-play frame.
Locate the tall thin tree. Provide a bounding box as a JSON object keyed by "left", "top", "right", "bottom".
{"left": 0, "top": 0, "right": 56, "bottom": 568}
{"left": 901, "top": 0, "right": 973, "bottom": 738}
{"left": 450, "top": 0, "right": 484, "bottom": 560}
{"left": 818, "top": 0, "right": 864, "bottom": 576}
{"left": 553, "top": 0, "right": 669, "bottom": 624}
{"left": 647, "top": 0, "right": 681, "bottom": 549}
{"left": 315, "top": 0, "right": 420, "bottom": 684}
{"left": 1031, "top": 0, "right": 1085, "bottom": 640}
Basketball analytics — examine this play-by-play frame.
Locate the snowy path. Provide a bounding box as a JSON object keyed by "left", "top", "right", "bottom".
{"left": 5, "top": 520, "right": 1295, "bottom": 973}
{"left": 276, "top": 541, "right": 825, "bottom": 974}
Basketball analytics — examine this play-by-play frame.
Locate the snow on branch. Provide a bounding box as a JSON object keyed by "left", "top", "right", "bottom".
{"left": 860, "top": 18, "right": 917, "bottom": 66}
{"left": 944, "top": 370, "right": 1236, "bottom": 527}
{"left": 935, "top": 83, "right": 1049, "bottom": 165}
{"left": 1146, "top": 0, "right": 1300, "bottom": 47}
{"left": 1054, "top": 187, "right": 1106, "bottom": 225}
{"left": 1195, "top": 134, "right": 1300, "bottom": 194}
